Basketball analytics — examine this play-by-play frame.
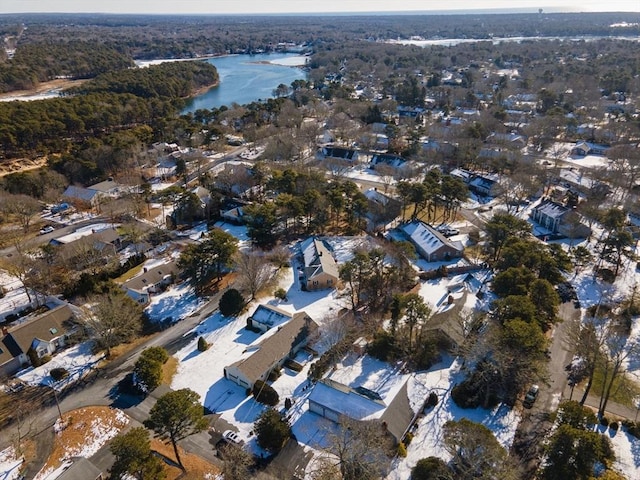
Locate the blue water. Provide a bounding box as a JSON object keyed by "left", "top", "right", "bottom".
{"left": 183, "top": 53, "right": 307, "bottom": 112}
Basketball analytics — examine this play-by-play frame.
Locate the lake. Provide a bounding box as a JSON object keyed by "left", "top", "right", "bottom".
{"left": 181, "top": 53, "right": 308, "bottom": 113}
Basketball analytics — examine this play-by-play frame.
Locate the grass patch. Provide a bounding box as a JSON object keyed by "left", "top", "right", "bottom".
{"left": 108, "top": 333, "right": 157, "bottom": 360}
{"left": 150, "top": 438, "right": 219, "bottom": 479}
{"left": 591, "top": 363, "right": 640, "bottom": 408}
{"left": 161, "top": 356, "right": 178, "bottom": 385}
{"left": 113, "top": 263, "right": 144, "bottom": 283}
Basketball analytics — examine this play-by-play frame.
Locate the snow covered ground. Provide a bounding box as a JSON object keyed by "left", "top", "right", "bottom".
{"left": 145, "top": 281, "right": 205, "bottom": 324}
{"left": 17, "top": 342, "right": 103, "bottom": 390}
{"left": 0, "top": 447, "right": 23, "bottom": 480}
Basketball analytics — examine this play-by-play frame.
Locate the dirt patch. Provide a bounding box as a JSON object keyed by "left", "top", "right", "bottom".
{"left": 150, "top": 438, "right": 219, "bottom": 479}
{"left": 162, "top": 356, "right": 179, "bottom": 385}
{"left": 0, "top": 157, "right": 49, "bottom": 178}
{"left": 34, "top": 406, "right": 128, "bottom": 479}
{"left": 0, "top": 78, "right": 87, "bottom": 101}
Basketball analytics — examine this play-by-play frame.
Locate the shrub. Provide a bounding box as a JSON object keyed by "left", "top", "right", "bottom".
{"left": 268, "top": 367, "right": 282, "bottom": 382}
{"left": 284, "top": 398, "right": 292, "bottom": 410}
{"left": 427, "top": 392, "right": 438, "bottom": 408}
{"left": 255, "top": 408, "right": 291, "bottom": 453}
{"left": 133, "top": 355, "right": 163, "bottom": 394}
{"left": 50, "top": 367, "right": 69, "bottom": 381}
{"left": 274, "top": 288, "right": 287, "bottom": 301}
{"left": 140, "top": 346, "right": 169, "bottom": 364}
{"left": 197, "top": 336, "right": 209, "bottom": 352}
{"left": 40, "top": 355, "right": 52, "bottom": 365}
{"left": 609, "top": 421, "right": 619, "bottom": 431}
{"left": 403, "top": 432, "right": 414, "bottom": 445}
{"left": 283, "top": 359, "right": 303, "bottom": 372}
{"left": 397, "top": 442, "right": 407, "bottom": 457}
{"left": 219, "top": 289, "right": 245, "bottom": 317}
{"left": 600, "top": 416, "right": 609, "bottom": 427}
{"left": 411, "top": 457, "right": 452, "bottom": 480}
{"left": 253, "top": 380, "right": 279, "bottom": 406}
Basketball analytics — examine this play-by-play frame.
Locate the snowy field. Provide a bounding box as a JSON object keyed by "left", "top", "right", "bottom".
{"left": 145, "top": 281, "right": 205, "bottom": 324}
{"left": 0, "top": 271, "right": 31, "bottom": 320}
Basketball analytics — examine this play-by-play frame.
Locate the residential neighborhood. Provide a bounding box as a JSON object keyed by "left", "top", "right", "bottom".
{"left": 1, "top": 9, "right": 640, "bottom": 480}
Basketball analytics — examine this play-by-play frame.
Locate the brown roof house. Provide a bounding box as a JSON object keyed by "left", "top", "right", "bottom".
{"left": 51, "top": 226, "right": 122, "bottom": 269}
{"left": 120, "top": 260, "right": 180, "bottom": 305}
{"left": 299, "top": 238, "right": 339, "bottom": 291}
{"left": 224, "top": 312, "right": 318, "bottom": 390}
{"left": 308, "top": 376, "right": 416, "bottom": 445}
{"left": 0, "top": 305, "right": 78, "bottom": 377}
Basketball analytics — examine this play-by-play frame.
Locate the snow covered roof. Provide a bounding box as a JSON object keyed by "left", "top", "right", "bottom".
{"left": 533, "top": 199, "right": 569, "bottom": 220}
{"left": 249, "top": 304, "right": 292, "bottom": 328}
{"left": 62, "top": 185, "right": 100, "bottom": 202}
{"left": 401, "top": 221, "right": 461, "bottom": 255}
{"left": 300, "top": 237, "right": 339, "bottom": 281}
{"left": 50, "top": 223, "right": 117, "bottom": 245}
{"left": 121, "top": 260, "right": 179, "bottom": 293}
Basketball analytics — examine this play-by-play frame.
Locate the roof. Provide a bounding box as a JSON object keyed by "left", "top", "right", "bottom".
{"left": 0, "top": 305, "right": 75, "bottom": 365}
{"left": 401, "top": 221, "right": 462, "bottom": 256}
{"left": 229, "top": 311, "right": 318, "bottom": 385}
{"left": 309, "top": 376, "right": 414, "bottom": 441}
{"left": 56, "top": 457, "right": 102, "bottom": 480}
{"left": 62, "top": 185, "right": 100, "bottom": 202}
{"left": 250, "top": 304, "right": 292, "bottom": 328}
{"left": 88, "top": 179, "right": 120, "bottom": 193}
{"left": 322, "top": 146, "right": 358, "bottom": 160}
{"left": 122, "top": 260, "right": 179, "bottom": 293}
{"left": 51, "top": 224, "right": 119, "bottom": 246}
{"left": 533, "top": 199, "right": 569, "bottom": 220}
{"left": 300, "top": 238, "right": 339, "bottom": 281}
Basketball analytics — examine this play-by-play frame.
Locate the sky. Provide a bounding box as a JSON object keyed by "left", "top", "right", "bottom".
{"left": 3, "top": 0, "right": 640, "bottom": 15}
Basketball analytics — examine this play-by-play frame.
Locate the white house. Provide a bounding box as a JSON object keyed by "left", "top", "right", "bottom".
{"left": 299, "top": 238, "right": 339, "bottom": 291}
{"left": 121, "top": 260, "right": 179, "bottom": 304}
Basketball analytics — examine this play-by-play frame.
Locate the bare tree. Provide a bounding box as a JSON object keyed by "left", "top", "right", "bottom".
{"left": 0, "top": 193, "right": 41, "bottom": 233}
{"left": 234, "top": 250, "right": 275, "bottom": 300}
{"left": 220, "top": 443, "right": 254, "bottom": 480}
{"left": 82, "top": 292, "right": 143, "bottom": 357}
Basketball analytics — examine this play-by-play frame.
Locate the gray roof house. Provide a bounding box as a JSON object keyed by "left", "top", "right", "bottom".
{"left": 400, "top": 221, "right": 464, "bottom": 262}
{"left": 299, "top": 238, "right": 339, "bottom": 291}
{"left": 248, "top": 304, "right": 293, "bottom": 333}
{"left": 224, "top": 312, "right": 318, "bottom": 390}
{"left": 308, "top": 377, "right": 416, "bottom": 445}
{"left": 121, "top": 260, "right": 179, "bottom": 305}
{"left": 0, "top": 305, "right": 78, "bottom": 377}
{"left": 56, "top": 457, "right": 103, "bottom": 480}
{"left": 530, "top": 199, "right": 591, "bottom": 238}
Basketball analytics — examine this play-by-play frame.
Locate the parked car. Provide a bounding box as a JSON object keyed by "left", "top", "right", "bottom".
{"left": 39, "top": 225, "right": 55, "bottom": 235}
{"left": 523, "top": 384, "right": 539, "bottom": 408}
{"left": 222, "top": 430, "right": 242, "bottom": 445}
{"left": 436, "top": 225, "right": 459, "bottom": 237}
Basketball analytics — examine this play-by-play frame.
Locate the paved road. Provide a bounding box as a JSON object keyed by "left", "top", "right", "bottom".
{"left": 0, "top": 287, "right": 226, "bottom": 475}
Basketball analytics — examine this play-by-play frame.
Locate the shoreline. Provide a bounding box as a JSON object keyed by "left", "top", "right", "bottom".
{"left": 0, "top": 78, "right": 87, "bottom": 101}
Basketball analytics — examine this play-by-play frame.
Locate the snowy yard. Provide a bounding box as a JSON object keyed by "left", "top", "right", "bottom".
{"left": 0, "top": 447, "right": 23, "bottom": 480}
{"left": 145, "top": 281, "right": 205, "bottom": 323}
{"left": 17, "top": 342, "right": 103, "bottom": 390}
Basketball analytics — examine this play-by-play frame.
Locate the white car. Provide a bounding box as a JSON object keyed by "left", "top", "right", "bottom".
{"left": 39, "top": 225, "right": 55, "bottom": 235}
{"left": 222, "top": 430, "right": 242, "bottom": 445}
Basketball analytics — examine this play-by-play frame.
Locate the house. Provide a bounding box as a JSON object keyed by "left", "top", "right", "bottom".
{"left": 318, "top": 146, "right": 359, "bottom": 163}
{"left": 370, "top": 153, "right": 406, "bottom": 170}
{"left": 400, "top": 221, "right": 464, "bottom": 262}
{"left": 486, "top": 132, "right": 527, "bottom": 149}
{"left": 0, "top": 305, "right": 78, "bottom": 377}
{"left": 62, "top": 179, "right": 125, "bottom": 208}
{"left": 530, "top": 199, "right": 591, "bottom": 238}
{"left": 121, "top": 260, "right": 179, "bottom": 304}
{"left": 56, "top": 457, "right": 103, "bottom": 480}
{"left": 308, "top": 377, "right": 415, "bottom": 444}
{"left": 571, "top": 141, "right": 609, "bottom": 156}
{"left": 247, "top": 304, "right": 293, "bottom": 333}
{"left": 299, "top": 238, "right": 339, "bottom": 291}
{"left": 220, "top": 206, "right": 245, "bottom": 224}
{"left": 468, "top": 173, "right": 501, "bottom": 197}
{"left": 51, "top": 226, "right": 122, "bottom": 268}
{"left": 224, "top": 311, "right": 318, "bottom": 389}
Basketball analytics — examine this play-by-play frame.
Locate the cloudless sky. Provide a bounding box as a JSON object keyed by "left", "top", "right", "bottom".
{"left": 4, "top": 0, "right": 640, "bottom": 15}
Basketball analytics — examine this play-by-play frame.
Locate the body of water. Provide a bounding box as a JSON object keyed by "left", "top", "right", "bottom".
{"left": 182, "top": 53, "right": 307, "bottom": 113}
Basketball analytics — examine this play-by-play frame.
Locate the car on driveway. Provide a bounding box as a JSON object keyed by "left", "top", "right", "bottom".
{"left": 523, "top": 384, "right": 539, "bottom": 408}
{"left": 39, "top": 225, "right": 55, "bottom": 235}
{"left": 222, "top": 430, "right": 242, "bottom": 445}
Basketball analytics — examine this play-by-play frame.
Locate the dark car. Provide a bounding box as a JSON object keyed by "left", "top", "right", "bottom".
{"left": 523, "top": 384, "right": 539, "bottom": 408}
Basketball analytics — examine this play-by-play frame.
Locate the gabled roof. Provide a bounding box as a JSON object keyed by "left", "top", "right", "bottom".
{"left": 300, "top": 238, "right": 339, "bottom": 280}
{"left": 0, "top": 305, "right": 75, "bottom": 365}
{"left": 88, "top": 179, "right": 120, "bottom": 193}
{"left": 56, "top": 457, "right": 102, "bottom": 480}
{"left": 228, "top": 312, "right": 318, "bottom": 385}
{"left": 62, "top": 185, "right": 100, "bottom": 202}
{"left": 401, "top": 221, "right": 462, "bottom": 255}
{"left": 121, "top": 260, "right": 179, "bottom": 293}
{"left": 533, "top": 199, "right": 570, "bottom": 220}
